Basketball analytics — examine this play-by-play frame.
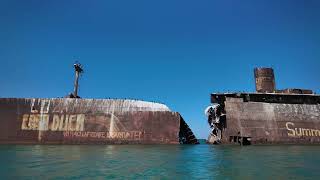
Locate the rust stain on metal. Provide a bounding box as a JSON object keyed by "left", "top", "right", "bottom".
{"left": 206, "top": 67, "right": 319, "bottom": 145}
{"left": 0, "top": 98, "right": 198, "bottom": 144}
{"left": 254, "top": 67, "right": 276, "bottom": 93}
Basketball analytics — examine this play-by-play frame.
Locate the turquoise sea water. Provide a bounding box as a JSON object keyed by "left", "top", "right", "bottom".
{"left": 1, "top": 145, "right": 319, "bottom": 179}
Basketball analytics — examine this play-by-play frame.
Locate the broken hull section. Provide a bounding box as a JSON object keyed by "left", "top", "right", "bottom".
{"left": 207, "top": 93, "right": 320, "bottom": 145}
{"left": 0, "top": 98, "right": 198, "bottom": 144}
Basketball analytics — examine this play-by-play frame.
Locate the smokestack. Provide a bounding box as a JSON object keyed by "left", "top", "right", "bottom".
{"left": 254, "top": 67, "right": 276, "bottom": 93}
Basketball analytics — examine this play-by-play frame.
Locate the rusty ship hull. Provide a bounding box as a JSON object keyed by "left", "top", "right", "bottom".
{"left": 0, "top": 98, "right": 198, "bottom": 144}
{"left": 209, "top": 93, "right": 320, "bottom": 145}
{"left": 206, "top": 67, "right": 319, "bottom": 145}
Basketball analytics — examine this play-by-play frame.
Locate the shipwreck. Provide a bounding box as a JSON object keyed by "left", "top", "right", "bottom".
{"left": 205, "top": 67, "right": 320, "bottom": 145}
{"left": 0, "top": 63, "right": 198, "bottom": 144}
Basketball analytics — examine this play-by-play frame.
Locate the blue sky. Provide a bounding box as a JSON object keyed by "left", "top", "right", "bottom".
{"left": 1, "top": 0, "right": 319, "bottom": 138}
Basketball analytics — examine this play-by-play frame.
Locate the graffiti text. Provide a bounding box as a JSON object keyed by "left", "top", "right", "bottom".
{"left": 63, "top": 131, "right": 143, "bottom": 140}
{"left": 286, "top": 122, "right": 320, "bottom": 137}
{"left": 21, "top": 114, "right": 85, "bottom": 131}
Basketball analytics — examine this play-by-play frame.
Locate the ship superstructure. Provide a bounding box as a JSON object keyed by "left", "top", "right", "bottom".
{"left": 206, "top": 68, "right": 319, "bottom": 145}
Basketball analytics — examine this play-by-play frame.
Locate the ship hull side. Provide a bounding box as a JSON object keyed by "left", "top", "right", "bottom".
{"left": 221, "top": 98, "right": 320, "bottom": 144}
{"left": 0, "top": 98, "right": 181, "bottom": 144}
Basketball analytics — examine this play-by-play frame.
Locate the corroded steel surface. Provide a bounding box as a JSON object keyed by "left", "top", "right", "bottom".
{"left": 254, "top": 67, "right": 276, "bottom": 93}
{"left": 224, "top": 97, "right": 320, "bottom": 144}
{"left": 209, "top": 93, "right": 320, "bottom": 144}
{"left": 0, "top": 98, "right": 197, "bottom": 144}
{"left": 276, "top": 88, "right": 313, "bottom": 95}
{"left": 207, "top": 67, "right": 318, "bottom": 145}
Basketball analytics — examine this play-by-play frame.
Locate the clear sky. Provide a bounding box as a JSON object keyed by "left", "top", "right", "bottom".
{"left": 1, "top": 0, "right": 319, "bottom": 138}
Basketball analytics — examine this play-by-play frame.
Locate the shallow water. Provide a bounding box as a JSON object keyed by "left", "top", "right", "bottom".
{"left": 1, "top": 145, "right": 319, "bottom": 179}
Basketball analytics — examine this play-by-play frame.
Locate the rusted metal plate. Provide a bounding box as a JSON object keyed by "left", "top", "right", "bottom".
{"left": 207, "top": 67, "right": 318, "bottom": 145}
{"left": 276, "top": 88, "right": 313, "bottom": 95}
{"left": 0, "top": 98, "right": 194, "bottom": 144}
{"left": 209, "top": 94, "right": 320, "bottom": 144}
{"left": 254, "top": 67, "right": 276, "bottom": 93}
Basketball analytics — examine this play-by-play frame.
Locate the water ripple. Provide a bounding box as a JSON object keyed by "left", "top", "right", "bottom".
{"left": 1, "top": 145, "right": 320, "bottom": 179}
